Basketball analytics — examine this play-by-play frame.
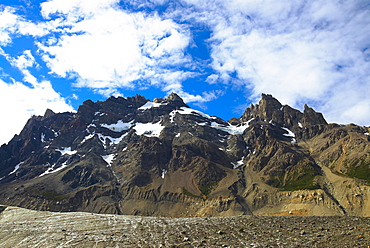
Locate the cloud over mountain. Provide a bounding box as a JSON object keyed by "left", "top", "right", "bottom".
{"left": 0, "top": 0, "right": 369, "bottom": 144}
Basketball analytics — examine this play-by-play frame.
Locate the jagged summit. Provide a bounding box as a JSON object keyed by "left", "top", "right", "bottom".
{"left": 302, "top": 104, "right": 327, "bottom": 126}
{"left": 0, "top": 93, "right": 369, "bottom": 217}
{"left": 241, "top": 94, "right": 327, "bottom": 129}
{"left": 42, "top": 109, "right": 56, "bottom": 120}
{"left": 165, "top": 92, "right": 184, "bottom": 102}
{"left": 241, "top": 94, "right": 283, "bottom": 122}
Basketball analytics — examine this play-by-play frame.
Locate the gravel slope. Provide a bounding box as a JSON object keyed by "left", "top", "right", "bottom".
{"left": 0, "top": 205, "right": 369, "bottom": 247}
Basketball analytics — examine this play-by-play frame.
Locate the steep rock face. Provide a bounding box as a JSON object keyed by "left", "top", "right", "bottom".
{"left": 0, "top": 93, "right": 369, "bottom": 217}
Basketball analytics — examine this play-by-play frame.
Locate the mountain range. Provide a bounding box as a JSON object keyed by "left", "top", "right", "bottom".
{"left": 0, "top": 93, "right": 369, "bottom": 217}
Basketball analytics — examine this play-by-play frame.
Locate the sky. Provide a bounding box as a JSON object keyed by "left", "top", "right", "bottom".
{"left": 0, "top": 0, "right": 369, "bottom": 145}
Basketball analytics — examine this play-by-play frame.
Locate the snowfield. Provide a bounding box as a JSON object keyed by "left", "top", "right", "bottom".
{"left": 101, "top": 120, "right": 133, "bottom": 132}
{"left": 134, "top": 122, "right": 165, "bottom": 137}
{"left": 102, "top": 154, "right": 115, "bottom": 167}
{"left": 56, "top": 147, "right": 77, "bottom": 156}
{"left": 138, "top": 101, "right": 168, "bottom": 110}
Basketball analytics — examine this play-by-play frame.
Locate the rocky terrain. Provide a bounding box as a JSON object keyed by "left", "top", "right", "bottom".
{"left": 1, "top": 205, "right": 369, "bottom": 248}
{"left": 0, "top": 93, "right": 369, "bottom": 217}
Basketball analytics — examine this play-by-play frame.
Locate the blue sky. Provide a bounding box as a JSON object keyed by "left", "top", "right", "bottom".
{"left": 0, "top": 0, "right": 370, "bottom": 144}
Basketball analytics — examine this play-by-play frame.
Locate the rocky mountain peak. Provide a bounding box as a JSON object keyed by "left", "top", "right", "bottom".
{"left": 260, "top": 93, "right": 283, "bottom": 109}
{"left": 166, "top": 92, "right": 183, "bottom": 101}
{"left": 241, "top": 94, "right": 327, "bottom": 129}
{"left": 42, "top": 109, "right": 56, "bottom": 120}
{"left": 130, "top": 94, "right": 149, "bottom": 104}
{"left": 151, "top": 92, "right": 188, "bottom": 109}
{"left": 0, "top": 93, "right": 369, "bottom": 217}
{"left": 241, "top": 94, "right": 283, "bottom": 122}
{"left": 302, "top": 104, "right": 327, "bottom": 126}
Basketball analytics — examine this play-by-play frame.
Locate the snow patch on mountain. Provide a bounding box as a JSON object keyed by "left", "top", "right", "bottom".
{"left": 169, "top": 107, "right": 218, "bottom": 123}
{"left": 81, "top": 133, "right": 95, "bottom": 144}
{"left": 231, "top": 157, "right": 244, "bottom": 169}
{"left": 95, "top": 111, "right": 106, "bottom": 116}
{"left": 209, "top": 118, "right": 254, "bottom": 135}
{"left": 98, "top": 133, "right": 128, "bottom": 149}
{"left": 211, "top": 121, "right": 251, "bottom": 135}
{"left": 139, "top": 101, "right": 168, "bottom": 110}
{"left": 195, "top": 118, "right": 254, "bottom": 135}
{"left": 101, "top": 120, "right": 133, "bottom": 132}
{"left": 169, "top": 110, "right": 176, "bottom": 123}
{"left": 134, "top": 122, "right": 164, "bottom": 137}
{"left": 161, "top": 168, "right": 167, "bottom": 179}
{"left": 39, "top": 161, "right": 69, "bottom": 177}
{"left": 56, "top": 147, "right": 77, "bottom": 156}
{"left": 102, "top": 154, "right": 115, "bottom": 167}
{"left": 9, "top": 162, "right": 23, "bottom": 175}
{"left": 87, "top": 123, "right": 96, "bottom": 129}
{"left": 51, "top": 129, "right": 59, "bottom": 137}
{"left": 81, "top": 130, "right": 127, "bottom": 148}
{"left": 281, "top": 127, "right": 296, "bottom": 143}
{"left": 281, "top": 127, "right": 295, "bottom": 137}
{"left": 177, "top": 107, "right": 217, "bottom": 119}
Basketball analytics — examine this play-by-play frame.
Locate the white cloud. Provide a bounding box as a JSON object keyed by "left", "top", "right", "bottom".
{"left": 181, "top": 90, "right": 220, "bottom": 104}
{"left": 170, "top": 0, "right": 370, "bottom": 125}
{"left": 211, "top": 30, "right": 338, "bottom": 102}
{"left": 340, "top": 100, "right": 370, "bottom": 125}
{"left": 93, "top": 88, "right": 122, "bottom": 98}
{"left": 0, "top": 6, "right": 53, "bottom": 45}
{"left": 1, "top": 0, "right": 370, "bottom": 130}
{"left": 0, "top": 79, "right": 74, "bottom": 145}
{"left": 150, "top": 28, "right": 189, "bottom": 58}
{"left": 0, "top": 7, "right": 19, "bottom": 45}
{"left": 321, "top": 79, "right": 370, "bottom": 125}
{"left": 40, "top": 0, "right": 118, "bottom": 20}
{"left": 0, "top": 0, "right": 226, "bottom": 125}
{"left": 6, "top": 50, "right": 41, "bottom": 85}
{"left": 10, "top": 50, "right": 36, "bottom": 70}
{"left": 205, "top": 74, "right": 220, "bottom": 85}
{"left": 36, "top": 0, "right": 192, "bottom": 96}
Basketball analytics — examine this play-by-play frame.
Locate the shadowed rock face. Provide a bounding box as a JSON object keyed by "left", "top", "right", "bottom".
{"left": 0, "top": 93, "right": 369, "bottom": 217}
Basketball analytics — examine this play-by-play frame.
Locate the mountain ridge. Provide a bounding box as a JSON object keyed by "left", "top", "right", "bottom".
{"left": 0, "top": 93, "right": 369, "bottom": 217}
